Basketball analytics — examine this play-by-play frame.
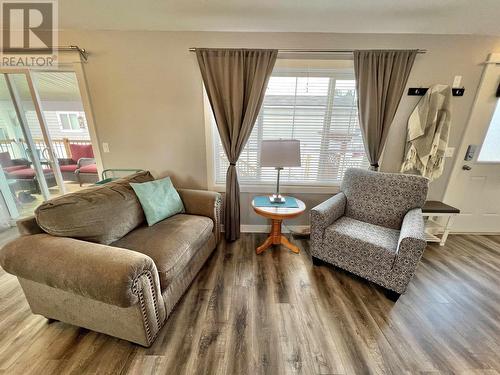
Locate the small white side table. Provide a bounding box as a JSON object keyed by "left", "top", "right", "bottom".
{"left": 422, "top": 201, "right": 460, "bottom": 246}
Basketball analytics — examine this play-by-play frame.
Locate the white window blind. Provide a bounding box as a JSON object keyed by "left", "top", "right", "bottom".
{"left": 212, "top": 65, "right": 368, "bottom": 186}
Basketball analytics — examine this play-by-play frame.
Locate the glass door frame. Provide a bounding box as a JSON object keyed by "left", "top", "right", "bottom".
{"left": 27, "top": 61, "right": 104, "bottom": 179}
{"left": 0, "top": 57, "right": 102, "bottom": 222}
{"left": 1, "top": 60, "right": 103, "bottom": 195}
{"left": 1, "top": 70, "right": 57, "bottom": 200}
{"left": 0, "top": 70, "right": 52, "bottom": 200}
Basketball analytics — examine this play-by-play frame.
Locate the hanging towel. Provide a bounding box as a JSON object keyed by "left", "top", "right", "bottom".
{"left": 401, "top": 84, "right": 452, "bottom": 181}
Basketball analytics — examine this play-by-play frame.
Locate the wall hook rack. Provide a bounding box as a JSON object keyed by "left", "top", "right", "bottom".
{"left": 408, "top": 87, "right": 465, "bottom": 97}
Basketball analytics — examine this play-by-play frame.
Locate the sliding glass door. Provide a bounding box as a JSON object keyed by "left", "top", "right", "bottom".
{"left": 0, "top": 66, "right": 101, "bottom": 226}
{"left": 31, "top": 71, "right": 98, "bottom": 190}
{"left": 0, "top": 71, "right": 68, "bottom": 220}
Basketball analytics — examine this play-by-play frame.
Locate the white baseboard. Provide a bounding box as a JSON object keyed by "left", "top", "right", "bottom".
{"left": 240, "top": 224, "right": 310, "bottom": 234}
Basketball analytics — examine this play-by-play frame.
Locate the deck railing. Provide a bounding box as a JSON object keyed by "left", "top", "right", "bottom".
{"left": 0, "top": 138, "right": 92, "bottom": 160}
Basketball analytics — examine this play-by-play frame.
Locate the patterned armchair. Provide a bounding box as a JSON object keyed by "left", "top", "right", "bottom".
{"left": 310, "top": 168, "right": 428, "bottom": 300}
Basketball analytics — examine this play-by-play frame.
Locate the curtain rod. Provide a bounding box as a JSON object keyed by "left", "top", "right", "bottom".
{"left": 188, "top": 48, "right": 427, "bottom": 54}
{"left": 4, "top": 45, "right": 89, "bottom": 61}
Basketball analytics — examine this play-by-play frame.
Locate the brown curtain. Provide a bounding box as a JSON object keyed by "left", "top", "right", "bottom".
{"left": 353, "top": 50, "right": 417, "bottom": 170}
{"left": 196, "top": 48, "right": 277, "bottom": 241}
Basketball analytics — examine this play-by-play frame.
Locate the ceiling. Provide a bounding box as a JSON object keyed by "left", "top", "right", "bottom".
{"left": 59, "top": 0, "right": 500, "bottom": 36}
{"left": 0, "top": 73, "right": 81, "bottom": 102}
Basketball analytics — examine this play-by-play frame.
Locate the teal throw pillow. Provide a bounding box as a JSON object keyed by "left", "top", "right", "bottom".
{"left": 130, "top": 176, "right": 185, "bottom": 226}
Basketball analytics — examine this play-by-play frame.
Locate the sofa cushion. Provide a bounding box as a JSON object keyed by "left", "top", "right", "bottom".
{"left": 59, "top": 164, "right": 78, "bottom": 172}
{"left": 78, "top": 163, "right": 98, "bottom": 174}
{"left": 324, "top": 216, "right": 400, "bottom": 276}
{"left": 111, "top": 214, "right": 214, "bottom": 290}
{"left": 35, "top": 171, "right": 154, "bottom": 244}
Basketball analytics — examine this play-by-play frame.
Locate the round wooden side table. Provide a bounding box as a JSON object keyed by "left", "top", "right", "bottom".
{"left": 251, "top": 197, "right": 306, "bottom": 254}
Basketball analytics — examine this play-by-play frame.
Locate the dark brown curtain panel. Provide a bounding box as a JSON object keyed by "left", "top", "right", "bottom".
{"left": 353, "top": 50, "right": 417, "bottom": 170}
{"left": 196, "top": 48, "right": 277, "bottom": 241}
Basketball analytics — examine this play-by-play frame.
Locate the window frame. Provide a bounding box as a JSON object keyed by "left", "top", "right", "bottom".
{"left": 204, "top": 67, "right": 365, "bottom": 194}
{"left": 57, "top": 111, "right": 86, "bottom": 132}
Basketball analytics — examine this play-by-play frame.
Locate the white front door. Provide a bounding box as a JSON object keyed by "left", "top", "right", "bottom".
{"left": 444, "top": 53, "right": 500, "bottom": 233}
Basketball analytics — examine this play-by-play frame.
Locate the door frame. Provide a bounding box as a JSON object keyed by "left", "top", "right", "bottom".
{"left": 442, "top": 52, "right": 500, "bottom": 233}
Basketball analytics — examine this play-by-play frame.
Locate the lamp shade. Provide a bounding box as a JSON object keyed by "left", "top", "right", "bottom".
{"left": 260, "top": 139, "right": 301, "bottom": 168}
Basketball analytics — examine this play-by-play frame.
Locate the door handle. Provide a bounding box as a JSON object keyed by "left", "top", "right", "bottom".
{"left": 462, "top": 165, "right": 472, "bottom": 171}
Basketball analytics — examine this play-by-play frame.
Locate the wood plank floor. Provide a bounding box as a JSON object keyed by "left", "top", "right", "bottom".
{"left": 1, "top": 231, "right": 500, "bottom": 374}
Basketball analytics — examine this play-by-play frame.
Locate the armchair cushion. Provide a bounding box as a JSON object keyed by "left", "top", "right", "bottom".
{"left": 69, "top": 143, "right": 94, "bottom": 162}
{"left": 3, "top": 165, "right": 27, "bottom": 173}
{"left": 323, "top": 217, "right": 400, "bottom": 276}
{"left": 59, "top": 163, "right": 78, "bottom": 172}
{"left": 111, "top": 214, "right": 214, "bottom": 290}
{"left": 8, "top": 167, "right": 52, "bottom": 179}
{"left": 77, "top": 157, "right": 95, "bottom": 168}
{"left": 341, "top": 168, "right": 428, "bottom": 229}
{"left": 78, "top": 163, "right": 98, "bottom": 174}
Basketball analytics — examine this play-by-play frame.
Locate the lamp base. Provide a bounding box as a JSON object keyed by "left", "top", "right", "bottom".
{"left": 269, "top": 194, "right": 285, "bottom": 204}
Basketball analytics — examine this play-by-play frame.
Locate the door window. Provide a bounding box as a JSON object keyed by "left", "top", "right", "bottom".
{"left": 478, "top": 99, "right": 500, "bottom": 162}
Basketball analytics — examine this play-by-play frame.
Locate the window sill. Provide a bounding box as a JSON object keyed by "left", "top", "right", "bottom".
{"left": 209, "top": 183, "right": 340, "bottom": 195}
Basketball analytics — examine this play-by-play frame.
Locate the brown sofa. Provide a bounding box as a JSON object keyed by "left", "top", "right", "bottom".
{"left": 0, "top": 171, "right": 221, "bottom": 347}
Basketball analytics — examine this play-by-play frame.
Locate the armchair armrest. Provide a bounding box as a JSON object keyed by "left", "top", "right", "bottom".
{"left": 0, "top": 234, "right": 161, "bottom": 308}
{"left": 310, "top": 192, "right": 346, "bottom": 230}
{"left": 177, "top": 188, "right": 222, "bottom": 243}
{"left": 58, "top": 158, "right": 75, "bottom": 165}
{"left": 11, "top": 158, "right": 31, "bottom": 167}
{"left": 310, "top": 192, "right": 346, "bottom": 246}
{"left": 391, "top": 208, "right": 427, "bottom": 293}
{"left": 398, "top": 208, "right": 426, "bottom": 246}
{"left": 77, "top": 157, "right": 95, "bottom": 168}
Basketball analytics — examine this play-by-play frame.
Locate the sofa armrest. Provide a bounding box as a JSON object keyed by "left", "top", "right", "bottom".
{"left": 391, "top": 208, "right": 427, "bottom": 293}
{"left": 310, "top": 192, "right": 347, "bottom": 249}
{"left": 177, "top": 188, "right": 222, "bottom": 243}
{"left": 16, "top": 215, "right": 44, "bottom": 236}
{"left": 0, "top": 234, "right": 161, "bottom": 308}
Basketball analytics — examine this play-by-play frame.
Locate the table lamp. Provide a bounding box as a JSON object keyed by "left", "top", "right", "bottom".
{"left": 260, "top": 139, "right": 301, "bottom": 203}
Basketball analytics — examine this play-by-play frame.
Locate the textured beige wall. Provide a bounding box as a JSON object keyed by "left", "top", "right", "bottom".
{"left": 59, "top": 30, "right": 500, "bottom": 225}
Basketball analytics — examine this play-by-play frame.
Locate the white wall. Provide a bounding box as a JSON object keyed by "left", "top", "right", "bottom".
{"left": 59, "top": 30, "right": 500, "bottom": 225}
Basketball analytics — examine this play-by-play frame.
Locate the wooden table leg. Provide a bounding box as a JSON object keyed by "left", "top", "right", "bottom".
{"left": 256, "top": 219, "right": 300, "bottom": 254}
{"left": 280, "top": 235, "right": 300, "bottom": 253}
{"left": 256, "top": 236, "right": 273, "bottom": 254}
